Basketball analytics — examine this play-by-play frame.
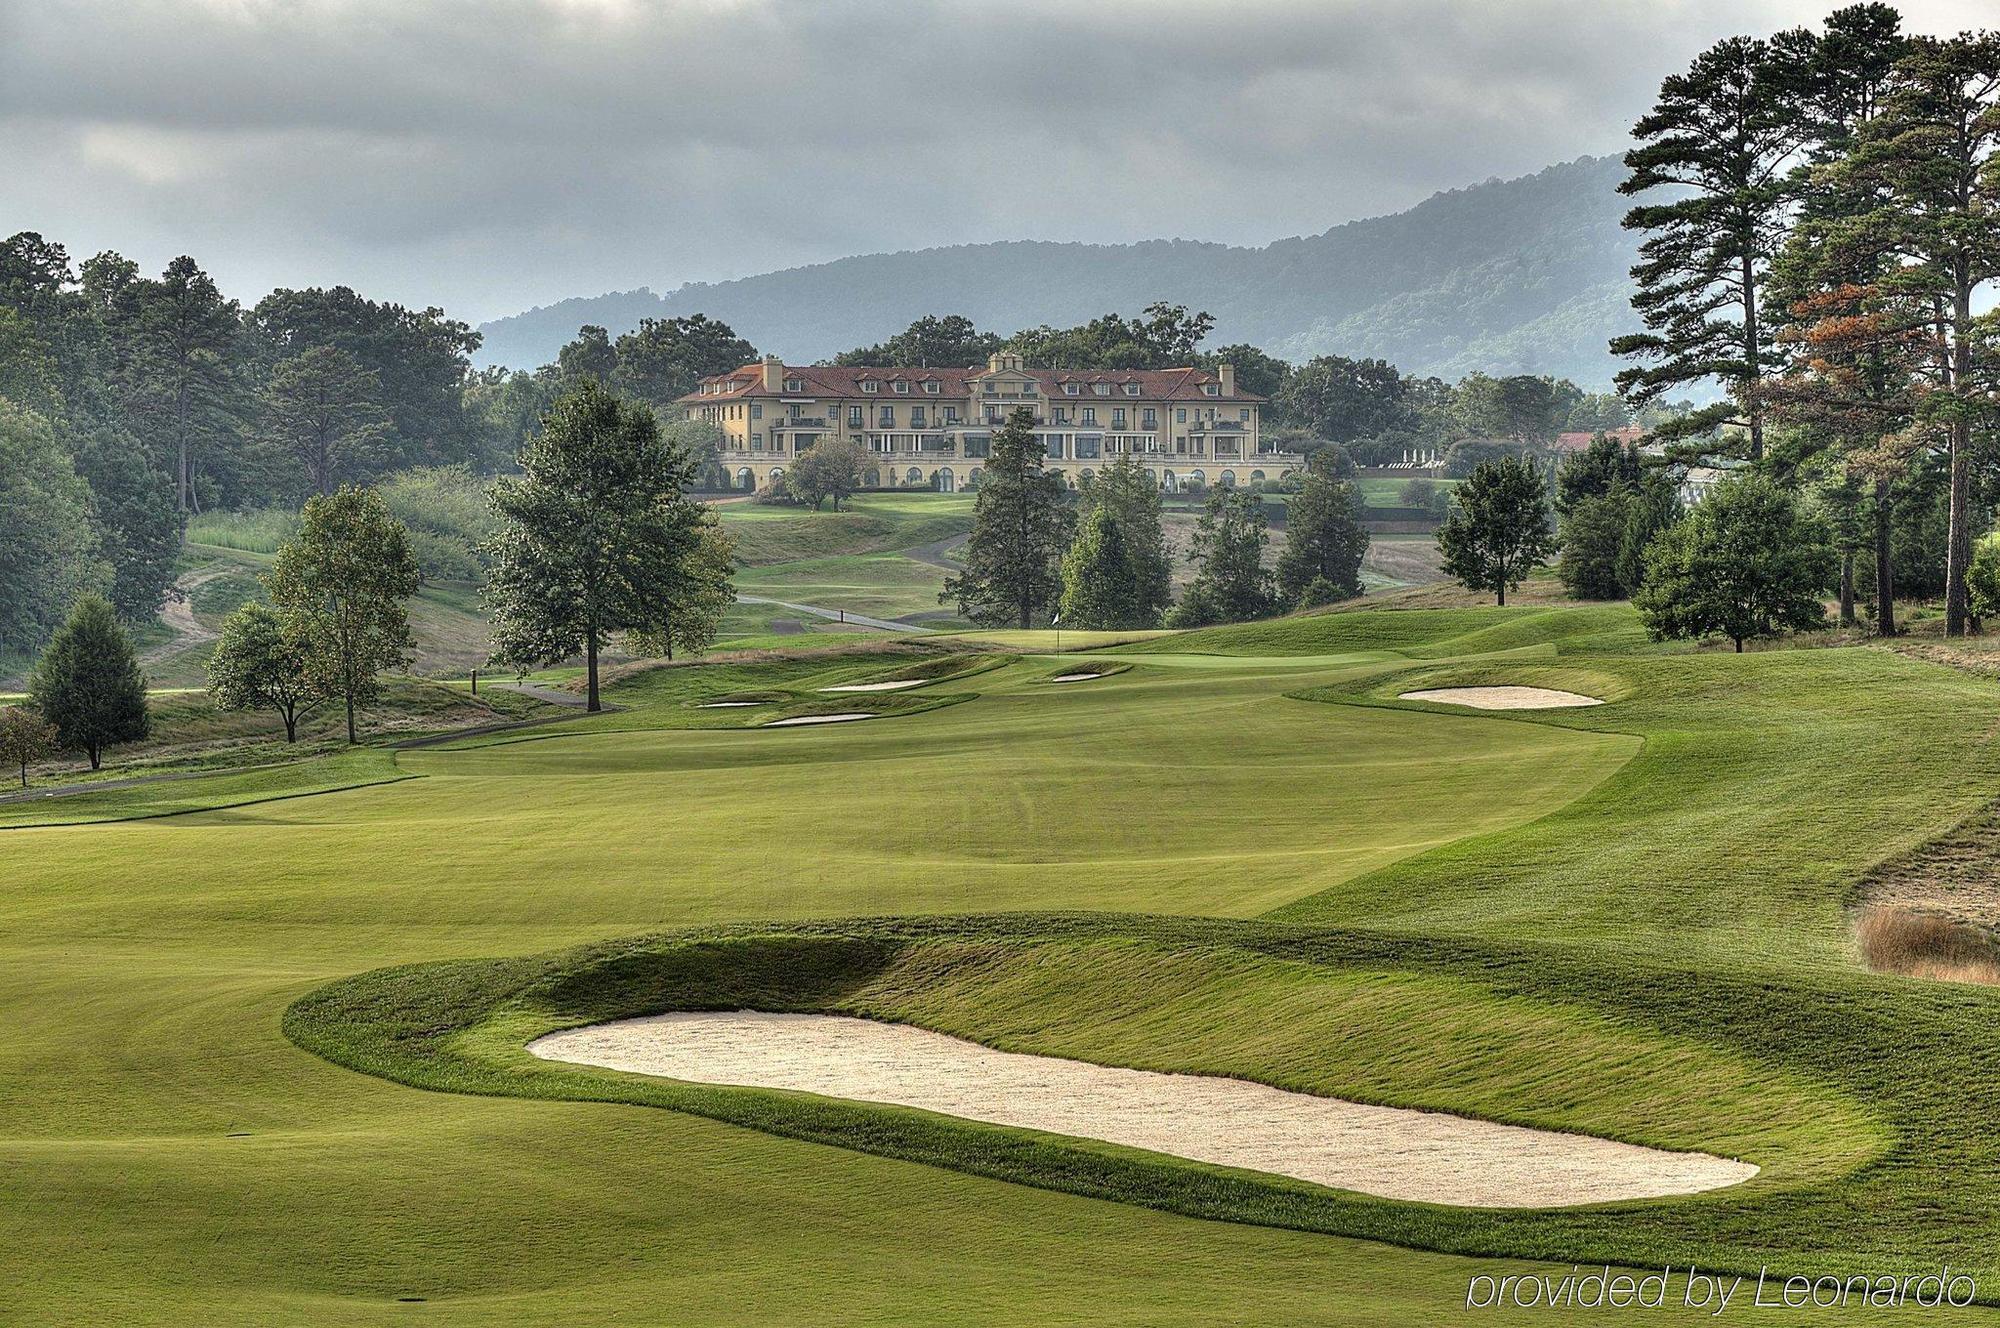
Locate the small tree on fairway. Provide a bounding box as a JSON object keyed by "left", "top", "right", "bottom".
{"left": 1634, "top": 474, "right": 1834, "bottom": 652}
{"left": 1075, "top": 455, "right": 1172, "bottom": 626}
{"left": 1169, "top": 488, "right": 1277, "bottom": 627}
{"left": 485, "top": 380, "right": 706, "bottom": 708}
{"left": 628, "top": 508, "right": 737, "bottom": 661}
{"left": 268, "top": 487, "right": 420, "bottom": 743}
{"left": 1438, "top": 456, "right": 1556, "bottom": 605}
{"left": 206, "top": 601, "right": 322, "bottom": 742}
{"left": 27, "top": 595, "right": 149, "bottom": 770}
{"left": 1058, "top": 504, "right": 1150, "bottom": 629}
{"left": 0, "top": 705, "right": 57, "bottom": 787}
{"left": 784, "top": 439, "right": 864, "bottom": 511}
{"left": 942, "top": 407, "right": 1072, "bottom": 629}
{"left": 1276, "top": 456, "right": 1369, "bottom": 608}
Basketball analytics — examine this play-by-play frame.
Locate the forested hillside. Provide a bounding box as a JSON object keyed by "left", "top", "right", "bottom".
{"left": 479, "top": 157, "right": 1640, "bottom": 386}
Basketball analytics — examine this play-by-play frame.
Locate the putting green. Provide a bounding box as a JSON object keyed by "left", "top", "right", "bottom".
{"left": 6, "top": 606, "right": 1999, "bottom": 1324}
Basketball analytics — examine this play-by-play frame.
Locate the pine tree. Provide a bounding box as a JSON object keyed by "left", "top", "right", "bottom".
{"left": 1275, "top": 456, "right": 1369, "bottom": 608}
{"left": 1614, "top": 33, "right": 1816, "bottom": 460}
{"left": 27, "top": 594, "right": 149, "bottom": 769}
{"left": 1058, "top": 504, "right": 1149, "bottom": 629}
{"left": 1170, "top": 489, "right": 1276, "bottom": 627}
{"left": 268, "top": 487, "right": 420, "bottom": 743}
{"left": 1833, "top": 34, "right": 2000, "bottom": 635}
{"left": 1438, "top": 457, "right": 1556, "bottom": 606}
{"left": 941, "top": 407, "right": 1072, "bottom": 629}
{"left": 1075, "top": 455, "right": 1171, "bottom": 625}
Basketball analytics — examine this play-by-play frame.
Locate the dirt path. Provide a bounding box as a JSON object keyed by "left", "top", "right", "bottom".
{"left": 902, "top": 533, "right": 969, "bottom": 570}
{"left": 142, "top": 568, "right": 229, "bottom": 665}
{"left": 735, "top": 595, "right": 930, "bottom": 634}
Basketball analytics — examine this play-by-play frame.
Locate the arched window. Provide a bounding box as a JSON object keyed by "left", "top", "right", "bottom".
{"left": 1161, "top": 469, "right": 1177, "bottom": 491}
{"left": 736, "top": 468, "right": 754, "bottom": 491}
{"left": 937, "top": 468, "right": 955, "bottom": 493}
{"left": 906, "top": 467, "right": 923, "bottom": 485}
{"left": 967, "top": 469, "right": 982, "bottom": 490}
{"left": 863, "top": 468, "right": 880, "bottom": 488}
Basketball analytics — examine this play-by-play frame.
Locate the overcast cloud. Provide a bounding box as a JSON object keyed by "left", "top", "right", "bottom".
{"left": 1, "top": 0, "right": 1990, "bottom": 323}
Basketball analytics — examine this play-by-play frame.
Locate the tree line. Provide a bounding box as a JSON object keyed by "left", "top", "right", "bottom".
{"left": 0, "top": 377, "right": 733, "bottom": 783}
{"left": 939, "top": 407, "right": 1368, "bottom": 632}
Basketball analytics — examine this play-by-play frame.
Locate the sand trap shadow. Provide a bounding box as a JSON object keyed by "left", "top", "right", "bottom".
{"left": 1400, "top": 686, "right": 1602, "bottom": 710}
{"left": 530, "top": 1011, "right": 1756, "bottom": 1208}
{"left": 764, "top": 713, "right": 873, "bottom": 728}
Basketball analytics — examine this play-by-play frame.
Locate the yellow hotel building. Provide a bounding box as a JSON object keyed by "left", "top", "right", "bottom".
{"left": 678, "top": 352, "right": 1300, "bottom": 493}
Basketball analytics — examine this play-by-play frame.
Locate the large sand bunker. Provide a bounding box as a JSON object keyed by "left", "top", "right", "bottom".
{"left": 529, "top": 1011, "right": 1756, "bottom": 1207}
{"left": 821, "top": 679, "right": 925, "bottom": 693}
{"left": 1400, "top": 686, "right": 1603, "bottom": 710}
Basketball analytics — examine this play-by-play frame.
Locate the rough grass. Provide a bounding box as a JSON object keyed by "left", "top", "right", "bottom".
{"left": 717, "top": 492, "right": 974, "bottom": 566}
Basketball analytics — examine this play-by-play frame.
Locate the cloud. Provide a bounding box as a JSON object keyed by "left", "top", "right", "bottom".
{"left": 0, "top": 0, "right": 1987, "bottom": 322}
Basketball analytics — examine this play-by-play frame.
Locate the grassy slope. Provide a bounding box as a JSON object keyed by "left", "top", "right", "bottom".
{"left": 5, "top": 602, "right": 1999, "bottom": 1323}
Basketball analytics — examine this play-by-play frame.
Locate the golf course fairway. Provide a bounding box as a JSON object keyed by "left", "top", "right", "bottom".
{"left": 5, "top": 602, "right": 1999, "bottom": 1324}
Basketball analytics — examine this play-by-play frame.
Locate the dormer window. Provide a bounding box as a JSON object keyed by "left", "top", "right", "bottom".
{"left": 1063, "top": 383, "right": 1080, "bottom": 396}
{"left": 784, "top": 378, "right": 803, "bottom": 393}
{"left": 1123, "top": 383, "right": 1141, "bottom": 396}
{"left": 1093, "top": 383, "right": 1111, "bottom": 396}
{"left": 861, "top": 380, "right": 879, "bottom": 393}
{"left": 923, "top": 381, "right": 940, "bottom": 394}
{"left": 1202, "top": 383, "right": 1220, "bottom": 396}
{"left": 892, "top": 380, "right": 909, "bottom": 394}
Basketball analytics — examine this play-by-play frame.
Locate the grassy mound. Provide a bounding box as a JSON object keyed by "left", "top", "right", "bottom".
{"left": 288, "top": 917, "right": 1876, "bottom": 1265}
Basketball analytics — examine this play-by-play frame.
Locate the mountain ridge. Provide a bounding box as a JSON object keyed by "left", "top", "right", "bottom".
{"left": 476, "top": 155, "right": 1641, "bottom": 387}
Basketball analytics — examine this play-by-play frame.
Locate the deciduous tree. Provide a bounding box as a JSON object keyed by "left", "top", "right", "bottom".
{"left": 1438, "top": 456, "right": 1556, "bottom": 606}
{"left": 207, "top": 601, "right": 322, "bottom": 742}
{"left": 268, "top": 487, "right": 420, "bottom": 743}
{"left": 485, "top": 380, "right": 708, "bottom": 709}
{"left": 786, "top": 438, "right": 865, "bottom": 511}
{"left": 1634, "top": 474, "right": 1833, "bottom": 651}
{"left": 259, "top": 345, "right": 389, "bottom": 496}
{"left": 0, "top": 704, "right": 56, "bottom": 787}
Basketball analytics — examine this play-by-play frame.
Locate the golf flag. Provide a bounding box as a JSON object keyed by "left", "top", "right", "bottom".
{"left": 1051, "top": 613, "right": 1061, "bottom": 624}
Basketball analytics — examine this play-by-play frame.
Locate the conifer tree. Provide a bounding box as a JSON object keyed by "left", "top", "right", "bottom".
{"left": 1058, "top": 504, "right": 1150, "bottom": 629}
{"left": 941, "top": 407, "right": 1072, "bottom": 629}
{"left": 1275, "top": 456, "right": 1369, "bottom": 608}
{"left": 1075, "top": 455, "right": 1171, "bottom": 625}
{"left": 27, "top": 594, "right": 149, "bottom": 770}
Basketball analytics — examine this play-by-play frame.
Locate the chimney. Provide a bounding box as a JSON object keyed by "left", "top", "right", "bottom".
{"left": 761, "top": 355, "right": 783, "bottom": 392}
{"left": 1218, "top": 363, "right": 1236, "bottom": 396}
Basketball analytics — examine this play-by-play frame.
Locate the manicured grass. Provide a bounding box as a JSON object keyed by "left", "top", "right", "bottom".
{"left": 716, "top": 492, "right": 973, "bottom": 566}
{"left": 9, "top": 600, "right": 2000, "bottom": 1323}
{"left": 734, "top": 552, "right": 955, "bottom": 621}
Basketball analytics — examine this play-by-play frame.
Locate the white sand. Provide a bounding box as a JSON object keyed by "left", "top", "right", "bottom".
{"left": 695, "top": 701, "right": 763, "bottom": 708}
{"left": 1400, "top": 686, "right": 1603, "bottom": 710}
{"left": 529, "top": 1011, "right": 1756, "bottom": 1208}
{"left": 763, "top": 713, "right": 873, "bottom": 727}
{"left": 820, "top": 679, "right": 925, "bottom": 692}
{"left": 1050, "top": 672, "right": 1104, "bottom": 683}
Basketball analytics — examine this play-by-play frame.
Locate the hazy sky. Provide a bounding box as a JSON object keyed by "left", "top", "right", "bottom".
{"left": 1, "top": 0, "right": 1990, "bottom": 324}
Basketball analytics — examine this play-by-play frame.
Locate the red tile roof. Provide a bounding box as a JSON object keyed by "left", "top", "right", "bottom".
{"left": 678, "top": 362, "right": 1263, "bottom": 404}
{"left": 1552, "top": 426, "right": 1645, "bottom": 452}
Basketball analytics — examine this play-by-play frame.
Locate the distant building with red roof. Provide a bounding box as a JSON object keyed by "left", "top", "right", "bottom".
{"left": 1551, "top": 426, "right": 1646, "bottom": 454}
{"left": 678, "top": 352, "right": 1294, "bottom": 493}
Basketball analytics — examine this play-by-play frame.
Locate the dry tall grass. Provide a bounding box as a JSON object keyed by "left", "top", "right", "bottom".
{"left": 1855, "top": 906, "right": 2000, "bottom": 985}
